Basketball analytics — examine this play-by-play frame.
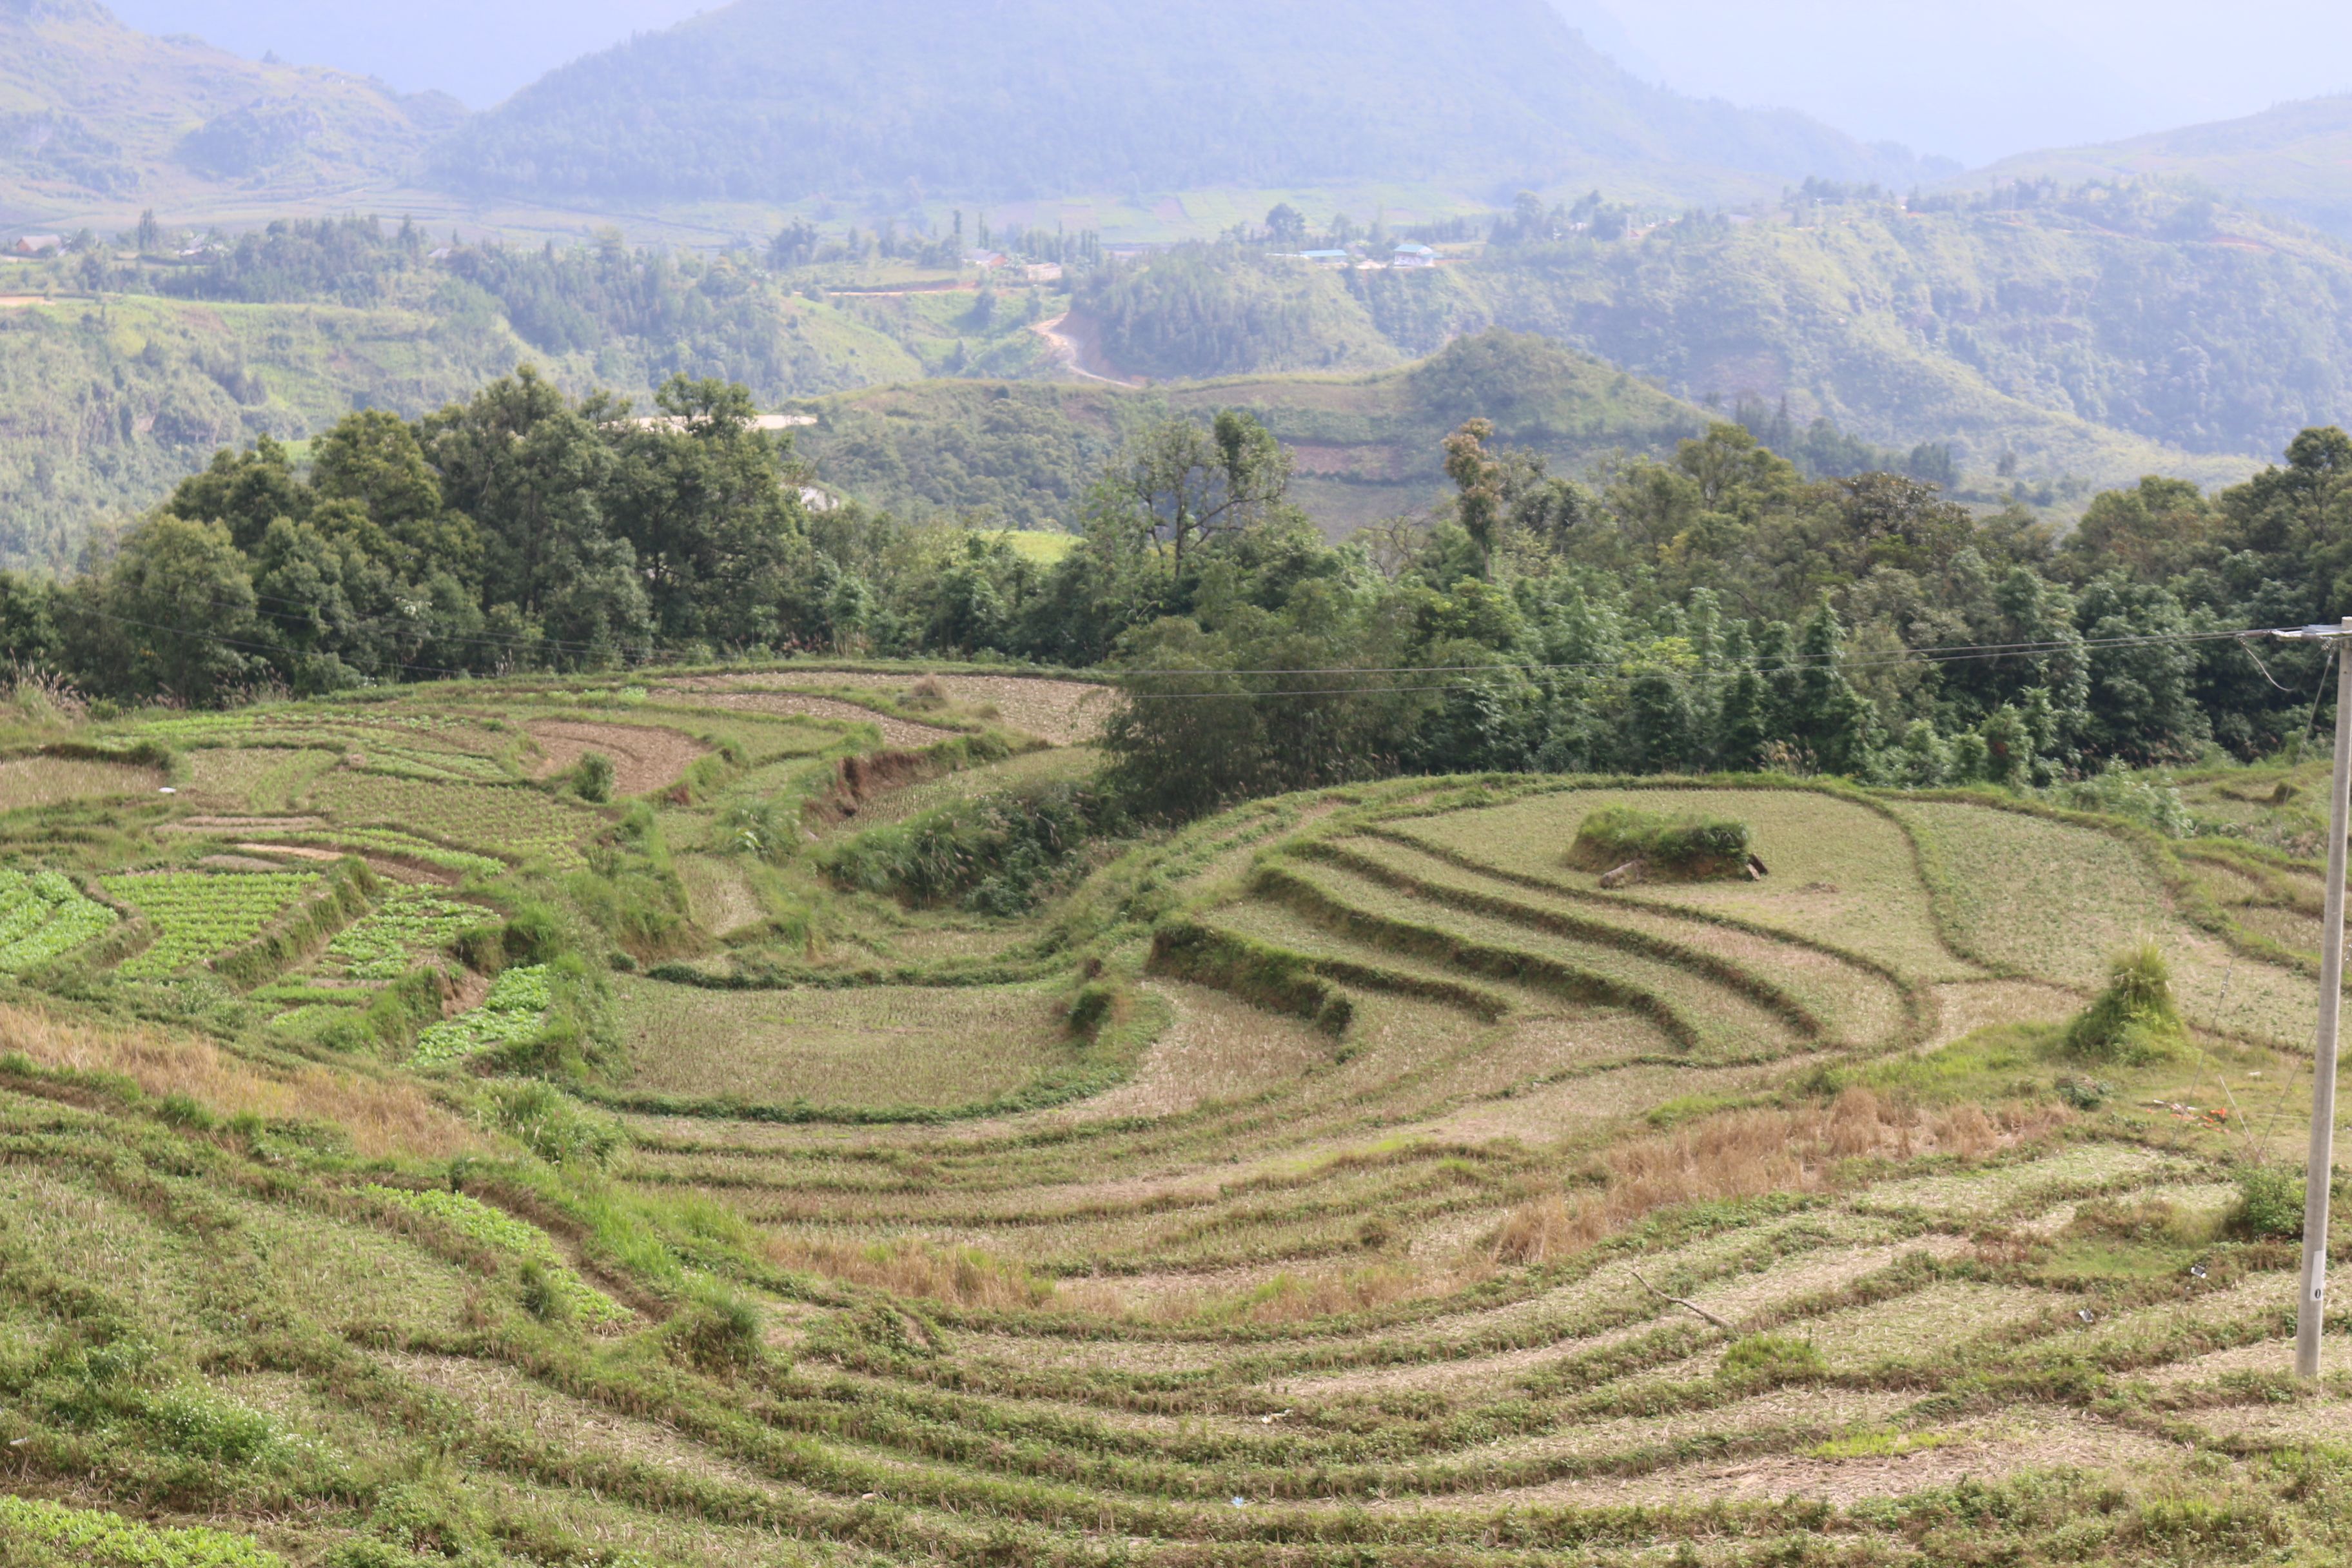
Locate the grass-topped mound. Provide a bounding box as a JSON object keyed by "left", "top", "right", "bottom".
{"left": 2064, "top": 940, "right": 2190, "bottom": 1064}
{"left": 1567, "top": 802, "right": 1760, "bottom": 884}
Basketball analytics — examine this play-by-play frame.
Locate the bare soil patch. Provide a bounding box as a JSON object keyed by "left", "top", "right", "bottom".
{"left": 195, "top": 854, "right": 292, "bottom": 872}
{"left": 674, "top": 670, "right": 1116, "bottom": 745}
{"left": 232, "top": 841, "right": 455, "bottom": 886}
{"left": 1926, "top": 978, "right": 2082, "bottom": 1045}
{"left": 652, "top": 684, "right": 957, "bottom": 749}
{"left": 527, "top": 719, "right": 709, "bottom": 797}
{"left": 1435, "top": 1407, "right": 2186, "bottom": 1509}
{"left": 677, "top": 854, "right": 765, "bottom": 937}
{"left": 1078, "top": 981, "right": 1329, "bottom": 1119}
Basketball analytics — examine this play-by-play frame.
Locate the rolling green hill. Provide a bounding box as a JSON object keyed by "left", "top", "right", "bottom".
{"left": 429, "top": 0, "right": 1942, "bottom": 212}
{"left": 1966, "top": 95, "right": 2352, "bottom": 240}
{"left": 0, "top": 0, "right": 457, "bottom": 230}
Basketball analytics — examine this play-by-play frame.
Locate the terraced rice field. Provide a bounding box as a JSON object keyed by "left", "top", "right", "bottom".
{"left": 10, "top": 682, "right": 2352, "bottom": 1563}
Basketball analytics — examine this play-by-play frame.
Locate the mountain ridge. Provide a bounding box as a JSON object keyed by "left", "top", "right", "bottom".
{"left": 427, "top": 0, "right": 1946, "bottom": 211}
{"left": 0, "top": 0, "right": 455, "bottom": 225}
{"left": 1961, "top": 94, "right": 2352, "bottom": 240}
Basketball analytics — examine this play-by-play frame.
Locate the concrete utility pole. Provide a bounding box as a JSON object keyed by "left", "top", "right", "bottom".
{"left": 2275, "top": 617, "right": 2352, "bottom": 1377}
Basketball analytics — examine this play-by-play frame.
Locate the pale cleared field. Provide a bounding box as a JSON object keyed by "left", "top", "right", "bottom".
{"left": 1394, "top": 786, "right": 1979, "bottom": 983}
{"left": 614, "top": 975, "right": 1079, "bottom": 1111}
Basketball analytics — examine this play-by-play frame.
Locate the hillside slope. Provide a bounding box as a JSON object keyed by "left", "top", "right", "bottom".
{"left": 1037, "top": 186, "right": 2352, "bottom": 492}
{"left": 429, "top": 0, "right": 1939, "bottom": 210}
{"left": 787, "top": 331, "right": 1712, "bottom": 534}
{"left": 1966, "top": 95, "right": 2352, "bottom": 240}
{"left": 0, "top": 672, "right": 2344, "bottom": 1562}
{"left": 0, "top": 0, "right": 458, "bottom": 228}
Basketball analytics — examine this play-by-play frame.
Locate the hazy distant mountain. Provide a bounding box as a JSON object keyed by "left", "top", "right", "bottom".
{"left": 430, "top": 0, "right": 1945, "bottom": 210}
{"left": 0, "top": 0, "right": 456, "bottom": 225}
{"left": 1966, "top": 96, "right": 2352, "bottom": 240}
{"left": 100, "top": 0, "right": 710, "bottom": 110}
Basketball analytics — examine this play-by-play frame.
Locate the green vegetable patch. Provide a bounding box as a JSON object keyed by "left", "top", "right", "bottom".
{"left": 101, "top": 871, "right": 318, "bottom": 979}
{"left": 412, "top": 965, "right": 553, "bottom": 1066}
{"left": 0, "top": 868, "right": 116, "bottom": 971}
{"left": 0, "top": 1494, "right": 284, "bottom": 1567}
{"left": 322, "top": 887, "right": 489, "bottom": 981}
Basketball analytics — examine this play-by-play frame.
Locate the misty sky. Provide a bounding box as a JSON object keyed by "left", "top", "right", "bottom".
{"left": 104, "top": 0, "right": 2352, "bottom": 166}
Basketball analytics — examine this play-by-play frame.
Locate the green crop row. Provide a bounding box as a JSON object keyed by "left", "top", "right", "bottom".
{"left": 101, "top": 870, "right": 318, "bottom": 979}
{"left": 324, "top": 887, "right": 492, "bottom": 981}
{"left": 363, "top": 1184, "right": 627, "bottom": 1325}
{"left": 0, "top": 1496, "right": 284, "bottom": 1567}
{"left": 412, "top": 964, "right": 554, "bottom": 1066}
{"left": 0, "top": 868, "right": 117, "bottom": 971}
{"left": 309, "top": 773, "right": 602, "bottom": 868}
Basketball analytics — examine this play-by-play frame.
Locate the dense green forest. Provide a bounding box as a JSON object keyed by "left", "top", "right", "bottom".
{"left": 6, "top": 357, "right": 2346, "bottom": 826}
{"left": 429, "top": 0, "right": 1939, "bottom": 209}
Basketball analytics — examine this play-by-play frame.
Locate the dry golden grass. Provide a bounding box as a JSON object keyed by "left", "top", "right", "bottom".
{"left": 0, "top": 1001, "right": 487, "bottom": 1159}
{"left": 1491, "top": 1088, "right": 2069, "bottom": 1266}
{"left": 0, "top": 754, "right": 161, "bottom": 810}
{"left": 763, "top": 1233, "right": 1055, "bottom": 1311}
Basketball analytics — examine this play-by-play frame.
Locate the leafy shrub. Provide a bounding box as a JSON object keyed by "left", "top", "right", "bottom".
{"left": 479, "top": 1078, "right": 622, "bottom": 1166}
{"left": 1567, "top": 804, "right": 1752, "bottom": 879}
{"left": 518, "top": 1259, "right": 572, "bottom": 1324}
{"left": 2063, "top": 941, "right": 2186, "bottom": 1064}
{"left": 570, "top": 751, "right": 615, "bottom": 803}
{"left": 2043, "top": 766, "right": 2193, "bottom": 837}
{"left": 2233, "top": 1162, "right": 2305, "bottom": 1239}
{"left": 819, "top": 778, "right": 1106, "bottom": 915}
{"left": 2054, "top": 1074, "right": 2112, "bottom": 1110}
{"left": 155, "top": 1092, "right": 214, "bottom": 1130}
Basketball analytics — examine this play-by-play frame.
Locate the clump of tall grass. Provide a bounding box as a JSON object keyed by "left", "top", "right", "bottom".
{"left": 0, "top": 662, "right": 88, "bottom": 725}
{"left": 765, "top": 1234, "right": 1055, "bottom": 1311}
{"left": 2063, "top": 940, "right": 2187, "bottom": 1064}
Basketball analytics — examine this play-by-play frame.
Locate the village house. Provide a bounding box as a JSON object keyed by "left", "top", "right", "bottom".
{"left": 10, "top": 235, "right": 61, "bottom": 257}
{"left": 1391, "top": 242, "right": 1438, "bottom": 268}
